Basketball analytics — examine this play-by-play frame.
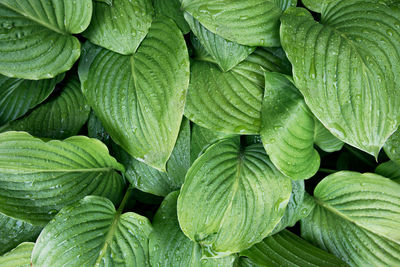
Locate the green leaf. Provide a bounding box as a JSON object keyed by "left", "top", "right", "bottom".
{"left": 181, "top": 0, "right": 297, "bottom": 46}
{"left": 301, "top": 0, "right": 323, "bottom": 12}
{"left": 87, "top": 110, "right": 111, "bottom": 145}
{"left": 79, "top": 17, "right": 190, "bottom": 171}
{"left": 0, "top": 131, "right": 125, "bottom": 225}
{"left": 0, "top": 213, "right": 41, "bottom": 255}
{"left": 375, "top": 161, "right": 400, "bottom": 183}
{"left": 314, "top": 119, "right": 344, "bottom": 153}
{"left": 83, "top": 0, "right": 154, "bottom": 55}
{"left": 280, "top": 2, "right": 400, "bottom": 157}
{"left": 126, "top": 118, "right": 191, "bottom": 196}
{"left": 0, "top": 74, "right": 63, "bottom": 125}
{"left": 0, "top": 242, "right": 34, "bottom": 267}
{"left": 95, "top": 0, "right": 112, "bottom": 5}
{"left": 260, "top": 72, "right": 320, "bottom": 180}
{"left": 0, "top": 74, "right": 90, "bottom": 139}
{"left": 154, "top": 0, "right": 190, "bottom": 34}
{"left": 384, "top": 128, "right": 400, "bottom": 162}
{"left": 32, "top": 195, "right": 153, "bottom": 266}
{"left": 240, "top": 230, "right": 347, "bottom": 267}
{"left": 185, "top": 12, "right": 255, "bottom": 72}
{"left": 185, "top": 48, "right": 291, "bottom": 135}
{"left": 301, "top": 171, "right": 400, "bottom": 266}
{"left": 177, "top": 137, "right": 292, "bottom": 256}
{"left": 0, "top": 0, "right": 92, "bottom": 79}
{"left": 150, "top": 191, "right": 236, "bottom": 267}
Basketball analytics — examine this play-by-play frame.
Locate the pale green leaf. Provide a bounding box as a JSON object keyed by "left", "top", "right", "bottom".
{"left": 178, "top": 137, "right": 292, "bottom": 256}
{"left": 83, "top": 0, "right": 153, "bottom": 55}
{"left": 314, "top": 119, "right": 344, "bottom": 152}
{"left": 0, "top": 242, "right": 34, "bottom": 267}
{"left": 154, "top": 0, "right": 190, "bottom": 34}
{"left": 384, "top": 127, "right": 400, "bottom": 162}
{"left": 149, "top": 191, "right": 236, "bottom": 267}
{"left": 126, "top": 118, "right": 191, "bottom": 196}
{"left": 0, "top": 131, "right": 125, "bottom": 225}
{"left": 185, "top": 48, "right": 291, "bottom": 135}
{"left": 301, "top": 171, "right": 400, "bottom": 266}
{"left": 280, "top": 2, "right": 400, "bottom": 157}
{"left": 0, "top": 0, "right": 92, "bottom": 79}
{"left": 0, "top": 213, "right": 41, "bottom": 255}
{"left": 0, "top": 74, "right": 90, "bottom": 139}
{"left": 185, "top": 12, "right": 255, "bottom": 71}
{"left": 0, "top": 74, "right": 63, "bottom": 125}
{"left": 240, "top": 230, "right": 346, "bottom": 267}
{"left": 181, "top": 0, "right": 297, "bottom": 46}
{"left": 375, "top": 161, "right": 400, "bottom": 183}
{"left": 32, "top": 195, "right": 153, "bottom": 267}
{"left": 79, "top": 17, "right": 190, "bottom": 171}
{"left": 260, "top": 72, "right": 320, "bottom": 180}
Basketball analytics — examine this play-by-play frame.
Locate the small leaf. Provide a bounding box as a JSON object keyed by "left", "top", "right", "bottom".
{"left": 83, "top": 0, "right": 154, "bottom": 55}
{"left": 375, "top": 161, "right": 400, "bottom": 183}
{"left": 154, "top": 0, "right": 190, "bottom": 34}
{"left": 0, "top": 242, "right": 34, "bottom": 267}
{"left": 314, "top": 119, "right": 344, "bottom": 152}
{"left": 384, "top": 128, "right": 400, "bottom": 162}
{"left": 32, "top": 195, "right": 153, "bottom": 266}
{"left": 178, "top": 137, "right": 292, "bottom": 256}
{"left": 0, "top": 0, "right": 92, "bottom": 79}
{"left": 0, "top": 131, "right": 125, "bottom": 225}
{"left": 302, "top": 0, "right": 324, "bottom": 12}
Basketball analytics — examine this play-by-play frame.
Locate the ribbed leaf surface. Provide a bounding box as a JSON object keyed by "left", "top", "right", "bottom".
{"left": 375, "top": 161, "right": 400, "bottom": 183}
{"left": 384, "top": 127, "right": 400, "bottom": 162}
{"left": 0, "top": 242, "right": 34, "bottom": 267}
{"left": 154, "top": 0, "right": 190, "bottom": 34}
{"left": 0, "top": 131, "right": 125, "bottom": 225}
{"left": 0, "top": 0, "right": 92, "bottom": 79}
{"left": 178, "top": 137, "right": 292, "bottom": 256}
{"left": 314, "top": 119, "right": 344, "bottom": 152}
{"left": 280, "top": 1, "right": 400, "bottom": 156}
{"left": 301, "top": 172, "right": 400, "bottom": 266}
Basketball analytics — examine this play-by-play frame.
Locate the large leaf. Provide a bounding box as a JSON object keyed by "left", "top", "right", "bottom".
{"left": 83, "top": 0, "right": 153, "bottom": 55}
{"left": 185, "top": 48, "right": 291, "bottom": 135}
{"left": 177, "top": 137, "right": 292, "bottom": 256}
{"left": 126, "top": 118, "right": 190, "bottom": 196}
{"left": 0, "top": 0, "right": 92, "bottom": 79}
{"left": 375, "top": 161, "right": 400, "bottom": 183}
{"left": 260, "top": 72, "right": 320, "bottom": 180}
{"left": 0, "top": 213, "right": 41, "bottom": 255}
{"left": 0, "top": 242, "right": 34, "bottom": 267}
{"left": 314, "top": 119, "right": 344, "bottom": 153}
{"left": 280, "top": 2, "right": 400, "bottom": 157}
{"left": 0, "top": 74, "right": 90, "bottom": 139}
{"left": 32, "top": 195, "right": 153, "bottom": 266}
{"left": 301, "top": 171, "right": 400, "bottom": 266}
{"left": 240, "top": 230, "right": 346, "bottom": 267}
{"left": 79, "top": 17, "right": 190, "bottom": 171}
{"left": 181, "top": 0, "right": 297, "bottom": 46}
{"left": 0, "top": 74, "right": 62, "bottom": 125}
{"left": 0, "top": 131, "right": 125, "bottom": 225}
{"left": 150, "top": 191, "right": 236, "bottom": 267}
{"left": 185, "top": 13, "right": 255, "bottom": 72}
{"left": 154, "top": 0, "right": 190, "bottom": 34}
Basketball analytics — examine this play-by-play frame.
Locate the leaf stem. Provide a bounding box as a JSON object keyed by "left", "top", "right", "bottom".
{"left": 117, "top": 185, "right": 133, "bottom": 214}
{"left": 318, "top": 168, "right": 336, "bottom": 174}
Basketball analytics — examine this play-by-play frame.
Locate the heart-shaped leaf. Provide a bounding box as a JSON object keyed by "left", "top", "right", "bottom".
{"left": 280, "top": 2, "right": 400, "bottom": 157}
{"left": 0, "top": 131, "right": 125, "bottom": 225}
{"left": 0, "top": 0, "right": 92, "bottom": 79}
{"left": 79, "top": 17, "right": 190, "bottom": 171}
{"left": 301, "top": 171, "right": 400, "bottom": 266}
{"left": 0, "top": 242, "right": 34, "bottom": 267}
{"left": 178, "top": 137, "right": 292, "bottom": 256}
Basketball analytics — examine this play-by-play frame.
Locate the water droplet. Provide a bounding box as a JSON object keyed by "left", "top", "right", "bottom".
{"left": 386, "top": 29, "right": 394, "bottom": 36}
{"left": 308, "top": 59, "right": 316, "bottom": 79}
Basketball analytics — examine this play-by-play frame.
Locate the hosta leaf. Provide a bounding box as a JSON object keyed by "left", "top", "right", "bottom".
{"left": 384, "top": 127, "right": 400, "bottom": 162}
{"left": 178, "top": 137, "right": 292, "bottom": 256}
{"left": 0, "top": 74, "right": 90, "bottom": 139}
{"left": 314, "top": 119, "right": 344, "bottom": 152}
{"left": 83, "top": 0, "right": 153, "bottom": 55}
{"left": 240, "top": 230, "right": 346, "bottom": 267}
{"left": 150, "top": 191, "right": 236, "bottom": 267}
{"left": 0, "top": 0, "right": 92, "bottom": 79}
{"left": 181, "top": 0, "right": 297, "bottom": 47}
{"left": 0, "top": 74, "right": 63, "bottom": 125}
{"left": 260, "top": 72, "right": 320, "bottom": 180}
{"left": 301, "top": 171, "right": 400, "bottom": 266}
{"left": 79, "top": 17, "right": 189, "bottom": 171}
{"left": 32, "top": 195, "right": 153, "bottom": 267}
{"left": 96, "top": 0, "right": 112, "bottom": 5}
{"left": 154, "top": 0, "right": 190, "bottom": 34}
{"left": 184, "top": 13, "right": 255, "bottom": 72}
{"left": 0, "top": 131, "right": 125, "bottom": 225}
{"left": 301, "top": 0, "right": 323, "bottom": 12}
{"left": 280, "top": 2, "right": 400, "bottom": 157}
{"left": 126, "top": 118, "right": 190, "bottom": 196}
{"left": 0, "top": 213, "right": 41, "bottom": 255}
{"left": 375, "top": 161, "right": 400, "bottom": 183}
{"left": 185, "top": 48, "right": 291, "bottom": 135}
{"left": 0, "top": 242, "right": 34, "bottom": 267}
